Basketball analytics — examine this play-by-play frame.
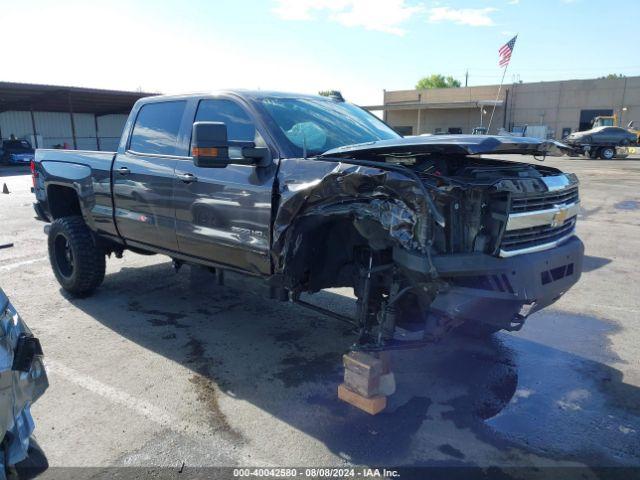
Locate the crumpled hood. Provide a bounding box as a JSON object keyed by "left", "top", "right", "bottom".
{"left": 321, "top": 135, "right": 571, "bottom": 159}
{"left": 0, "top": 289, "right": 48, "bottom": 471}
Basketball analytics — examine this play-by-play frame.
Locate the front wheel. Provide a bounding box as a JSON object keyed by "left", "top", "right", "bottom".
{"left": 599, "top": 147, "right": 615, "bottom": 160}
{"left": 48, "top": 216, "right": 106, "bottom": 296}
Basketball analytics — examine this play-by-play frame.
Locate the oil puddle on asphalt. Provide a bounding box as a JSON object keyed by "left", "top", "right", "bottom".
{"left": 300, "top": 309, "right": 640, "bottom": 467}
{"left": 483, "top": 310, "right": 640, "bottom": 465}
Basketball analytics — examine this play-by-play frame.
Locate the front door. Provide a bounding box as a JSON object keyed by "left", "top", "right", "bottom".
{"left": 113, "top": 100, "right": 187, "bottom": 251}
{"left": 173, "top": 98, "right": 276, "bottom": 274}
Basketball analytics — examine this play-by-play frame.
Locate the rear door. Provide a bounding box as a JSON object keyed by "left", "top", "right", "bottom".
{"left": 113, "top": 100, "right": 187, "bottom": 251}
{"left": 173, "top": 97, "right": 276, "bottom": 274}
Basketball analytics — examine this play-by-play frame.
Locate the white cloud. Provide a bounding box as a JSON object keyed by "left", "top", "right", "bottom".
{"left": 0, "top": 1, "right": 385, "bottom": 106}
{"left": 272, "top": 0, "right": 424, "bottom": 35}
{"left": 428, "top": 7, "right": 497, "bottom": 26}
{"left": 507, "top": 0, "right": 520, "bottom": 4}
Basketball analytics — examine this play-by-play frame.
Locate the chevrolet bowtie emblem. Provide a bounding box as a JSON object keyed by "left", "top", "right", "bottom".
{"left": 551, "top": 205, "right": 569, "bottom": 227}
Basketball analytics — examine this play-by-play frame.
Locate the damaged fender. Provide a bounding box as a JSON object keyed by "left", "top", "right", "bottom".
{"left": 271, "top": 158, "right": 434, "bottom": 284}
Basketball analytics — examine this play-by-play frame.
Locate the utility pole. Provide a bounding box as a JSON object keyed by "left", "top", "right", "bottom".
{"left": 465, "top": 70, "right": 468, "bottom": 87}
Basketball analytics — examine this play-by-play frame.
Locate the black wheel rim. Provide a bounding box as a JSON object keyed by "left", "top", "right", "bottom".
{"left": 54, "top": 233, "right": 74, "bottom": 279}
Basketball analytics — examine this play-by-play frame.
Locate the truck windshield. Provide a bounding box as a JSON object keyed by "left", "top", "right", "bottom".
{"left": 259, "top": 97, "right": 400, "bottom": 156}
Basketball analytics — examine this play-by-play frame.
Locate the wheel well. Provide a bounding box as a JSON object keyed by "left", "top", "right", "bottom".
{"left": 47, "top": 185, "right": 82, "bottom": 219}
{"left": 282, "top": 215, "right": 395, "bottom": 292}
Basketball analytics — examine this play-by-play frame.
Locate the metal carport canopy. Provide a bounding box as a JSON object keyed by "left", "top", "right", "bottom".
{"left": 0, "top": 81, "right": 157, "bottom": 116}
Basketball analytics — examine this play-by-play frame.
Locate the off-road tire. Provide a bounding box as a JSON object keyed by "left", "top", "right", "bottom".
{"left": 599, "top": 147, "right": 615, "bottom": 160}
{"left": 48, "top": 216, "right": 106, "bottom": 296}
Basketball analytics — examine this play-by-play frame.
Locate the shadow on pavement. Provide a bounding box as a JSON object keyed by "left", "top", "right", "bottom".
{"left": 582, "top": 255, "right": 613, "bottom": 272}
{"left": 65, "top": 260, "right": 640, "bottom": 469}
{"left": 0, "top": 165, "right": 30, "bottom": 178}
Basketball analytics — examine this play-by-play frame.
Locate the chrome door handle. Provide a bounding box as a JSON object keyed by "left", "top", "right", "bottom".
{"left": 117, "top": 166, "right": 130, "bottom": 175}
{"left": 176, "top": 173, "right": 197, "bottom": 183}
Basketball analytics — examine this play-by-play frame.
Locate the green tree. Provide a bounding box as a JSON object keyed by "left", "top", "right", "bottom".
{"left": 416, "top": 74, "right": 461, "bottom": 89}
{"left": 602, "top": 73, "right": 626, "bottom": 79}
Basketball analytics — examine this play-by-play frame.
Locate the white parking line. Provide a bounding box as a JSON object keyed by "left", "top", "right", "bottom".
{"left": 0, "top": 256, "right": 48, "bottom": 272}
{"left": 46, "top": 359, "right": 178, "bottom": 427}
{"left": 46, "top": 358, "right": 275, "bottom": 466}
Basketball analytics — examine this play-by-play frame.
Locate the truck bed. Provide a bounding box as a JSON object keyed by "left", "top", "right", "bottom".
{"left": 33, "top": 148, "right": 117, "bottom": 235}
{"left": 35, "top": 148, "right": 115, "bottom": 166}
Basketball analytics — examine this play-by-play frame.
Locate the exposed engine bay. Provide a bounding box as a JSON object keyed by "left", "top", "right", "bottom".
{"left": 273, "top": 143, "right": 582, "bottom": 351}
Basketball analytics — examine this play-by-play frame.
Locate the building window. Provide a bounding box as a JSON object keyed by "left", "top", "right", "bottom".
{"left": 394, "top": 126, "right": 413, "bottom": 136}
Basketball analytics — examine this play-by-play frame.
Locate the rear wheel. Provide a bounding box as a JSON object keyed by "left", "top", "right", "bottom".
{"left": 48, "top": 216, "right": 106, "bottom": 296}
{"left": 600, "top": 147, "right": 615, "bottom": 160}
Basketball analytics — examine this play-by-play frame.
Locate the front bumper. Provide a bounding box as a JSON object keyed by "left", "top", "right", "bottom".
{"left": 7, "top": 155, "right": 34, "bottom": 165}
{"left": 396, "top": 236, "right": 584, "bottom": 329}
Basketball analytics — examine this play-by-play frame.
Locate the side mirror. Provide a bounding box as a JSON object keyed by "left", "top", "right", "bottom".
{"left": 192, "top": 122, "right": 273, "bottom": 168}
{"left": 192, "top": 122, "right": 230, "bottom": 168}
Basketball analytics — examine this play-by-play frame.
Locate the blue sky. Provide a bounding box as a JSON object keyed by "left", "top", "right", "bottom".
{"left": 1, "top": 0, "right": 638, "bottom": 105}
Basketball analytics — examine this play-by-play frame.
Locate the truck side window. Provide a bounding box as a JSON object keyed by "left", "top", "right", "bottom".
{"left": 129, "top": 101, "right": 187, "bottom": 155}
{"left": 195, "top": 99, "right": 265, "bottom": 146}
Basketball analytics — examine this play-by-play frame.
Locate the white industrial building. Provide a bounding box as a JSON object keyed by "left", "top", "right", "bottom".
{"left": 0, "top": 82, "right": 155, "bottom": 151}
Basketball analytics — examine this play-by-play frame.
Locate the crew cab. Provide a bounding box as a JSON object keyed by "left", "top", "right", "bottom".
{"left": 32, "top": 91, "right": 584, "bottom": 348}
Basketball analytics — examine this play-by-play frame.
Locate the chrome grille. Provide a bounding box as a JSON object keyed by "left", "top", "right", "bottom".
{"left": 499, "top": 178, "right": 580, "bottom": 257}
{"left": 510, "top": 185, "right": 579, "bottom": 213}
{"left": 501, "top": 217, "right": 576, "bottom": 254}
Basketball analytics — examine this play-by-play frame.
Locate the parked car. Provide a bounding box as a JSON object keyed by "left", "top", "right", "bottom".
{"left": 0, "top": 288, "right": 48, "bottom": 473}
{"left": 1, "top": 139, "right": 35, "bottom": 165}
{"left": 32, "top": 91, "right": 583, "bottom": 348}
{"left": 564, "top": 126, "right": 637, "bottom": 159}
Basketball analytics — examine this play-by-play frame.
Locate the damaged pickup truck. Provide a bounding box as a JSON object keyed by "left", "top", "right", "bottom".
{"left": 32, "top": 91, "right": 584, "bottom": 349}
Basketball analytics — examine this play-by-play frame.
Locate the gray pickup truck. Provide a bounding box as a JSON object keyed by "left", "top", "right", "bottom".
{"left": 32, "top": 91, "right": 584, "bottom": 349}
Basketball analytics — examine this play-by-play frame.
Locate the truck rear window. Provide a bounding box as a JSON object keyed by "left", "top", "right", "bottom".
{"left": 129, "top": 101, "right": 186, "bottom": 156}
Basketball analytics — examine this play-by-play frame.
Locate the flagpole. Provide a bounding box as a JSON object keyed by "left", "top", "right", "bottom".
{"left": 488, "top": 34, "right": 517, "bottom": 134}
{"left": 487, "top": 64, "right": 508, "bottom": 133}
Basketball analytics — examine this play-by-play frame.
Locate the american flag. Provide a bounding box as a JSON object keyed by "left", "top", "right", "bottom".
{"left": 499, "top": 35, "right": 517, "bottom": 67}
